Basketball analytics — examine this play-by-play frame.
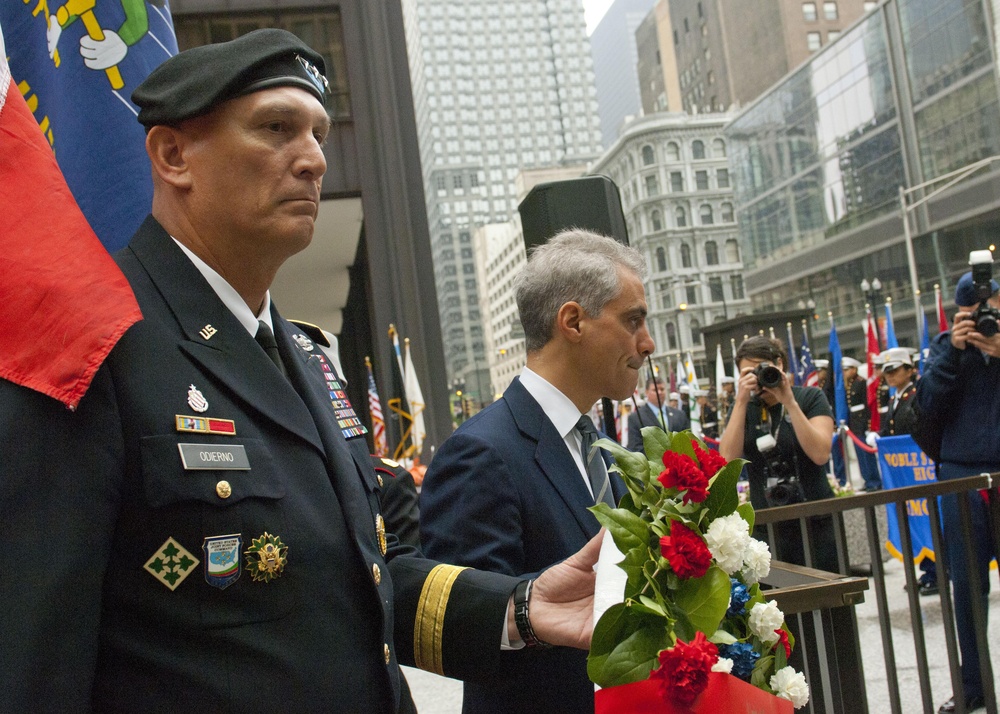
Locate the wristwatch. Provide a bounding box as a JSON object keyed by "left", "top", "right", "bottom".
{"left": 513, "top": 579, "right": 551, "bottom": 649}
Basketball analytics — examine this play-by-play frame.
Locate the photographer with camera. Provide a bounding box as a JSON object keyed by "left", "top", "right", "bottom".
{"left": 720, "top": 336, "right": 838, "bottom": 572}
{"left": 916, "top": 252, "right": 1000, "bottom": 714}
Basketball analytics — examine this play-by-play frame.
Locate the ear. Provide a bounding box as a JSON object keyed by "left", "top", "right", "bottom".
{"left": 146, "top": 125, "right": 194, "bottom": 189}
{"left": 554, "top": 301, "right": 585, "bottom": 344}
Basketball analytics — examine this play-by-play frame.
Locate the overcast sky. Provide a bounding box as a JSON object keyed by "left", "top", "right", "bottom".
{"left": 582, "top": 0, "right": 614, "bottom": 35}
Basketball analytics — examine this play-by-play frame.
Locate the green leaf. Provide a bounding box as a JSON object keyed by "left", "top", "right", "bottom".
{"left": 590, "top": 503, "right": 652, "bottom": 553}
{"left": 709, "top": 629, "right": 738, "bottom": 645}
{"left": 639, "top": 595, "right": 668, "bottom": 617}
{"left": 670, "top": 430, "right": 698, "bottom": 458}
{"left": 702, "top": 460, "right": 742, "bottom": 520}
{"left": 673, "top": 564, "right": 730, "bottom": 635}
{"left": 588, "top": 603, "right": 666, "bottom": 688}
{"left": 641, "top": 426, "right": 673, "bottom": 465}
{"left": 751, "top": 654, "right": 776, "bottom": 691}
{"left": 620, "top": 545, "right": 652, "bottom": 593}
{"left": 595, "top": 438, "right": 650, "bottom": 480}
{"left": 737, "top": 502, "right": 755, "bottom": 531}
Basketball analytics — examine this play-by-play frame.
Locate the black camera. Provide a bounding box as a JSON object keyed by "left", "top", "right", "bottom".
{"left": 764, "top": 457, "right": 804, "bottom": 507}
{"left": 969, "top": 250, "right": 1000, "bottom": 337}
{"left": 752, "top": 362, "right": 784, "bottom": 389}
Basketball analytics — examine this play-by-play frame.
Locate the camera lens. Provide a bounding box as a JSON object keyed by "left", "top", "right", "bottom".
{"left": 755, "top": 364, "right": 783, "bottom": 389}
{"left": 977, "top": 313, "right": 999, "bottom": 337}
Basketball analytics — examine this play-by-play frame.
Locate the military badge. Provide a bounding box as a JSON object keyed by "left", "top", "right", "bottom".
{"left": 375, "top": 514, "right": 387, "bottom": 556}
{"left": 203, "top": 534, "right": 242, "bottom": 589}
{"left": 292, "top": 333, "right": 314, "bottom": 352}
{"left": 144, "top": 537, "right": 200, "bottom": 591}
{"left": 244, "top": 532, "right": 288, "bottom": 583}
{"left": 175, "top": 415, "right": 236, "bottom": 435}
{"left": 187, "top": 384, "right": 209, "bottom": 413}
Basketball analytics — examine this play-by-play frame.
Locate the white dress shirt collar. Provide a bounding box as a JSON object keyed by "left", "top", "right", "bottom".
{"left": 519, "top": 366, "right": 585, "bottom": 439}
{"left": 172, "top": 238, "right": 273, "bottom": 337}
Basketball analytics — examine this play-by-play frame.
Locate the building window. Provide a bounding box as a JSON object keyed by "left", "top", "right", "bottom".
{"left": 704, "top": 240, "right": 719, "bottom": 265}
{"left": 717, "top": 168, "right": 730, "bottom": 188}
{"left": 690, "top": 318, "right": 702, "bottom": 344}
{"left": 695, "top": 170, "right": 709, "bottom": 190}
{"left": 436, "top": 175, "right": 447, "bottom": 190}
{"left": 666, "top": 142, "right": 680, "bottom": 161}
{"left": 700, "top": 204, "right": 714, "bottom": 224}
{"left": 713, "top": 138, "right": 726, "bottom": 157}
{"left": 469, "top": 173, "right": 479, "bottom": 187}
{"left": 670, "top": 172, "right": 684, "bottom": 192}
{"left": 863, "top": 1, "right": 877, "bottom": 10}
{"left": 692, "top": 140, "right": 705, "bottom": 159}
{"left": 823, "top": 2, "right": 838, "bottom": 20}
{"left": 725, "top": 238, "right": 740, "bottom": 262}
{"left": 828, "top": 30, "right": 840, "bottom": 42}
{"left": 453, "top": 175, "right": 463, "bottom": 189}
{"left": 698, "top": 1, "right": 704, "bottom": 18}
{"left": 642, "top": 145, "right": 655, "bottom": 165}
{"left": 681, "top": 243, "right": 693, "bottom": 268}
{"left": 665, "top": 322, "right": 677, "bottom": 350}
{"left": 730, "top": 274, "right": 745, "bottom": 299}
{"left": 721, "top": 202, "right": 734, "bottom": 222}
{"left": 807, "top": 32, "right": 821, "bottom": 50}
{"left": 651, "top": 210, "right": 663, "bottom": 232}
{"left": 802, "top": 2, "right": 817, "bottom": 21}
{"left": 645, "top": 175, "right": 660, "bottom": 196}
{"left": 676, "top": 206, "right": 687, "bottom": 227}
{"left": 686, "top": 285, "right": 698, "bottom": 304}
{"left": 709, "top": 276, "right": 724, "bottom": 302}
{"left": 656, "top": 246, "right": 667, "bottom": 272}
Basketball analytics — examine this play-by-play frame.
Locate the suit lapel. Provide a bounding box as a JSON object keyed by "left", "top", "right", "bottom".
{"left": 127, "top": 218, "right": 324, "bottom": 455}
{"left": 506, "top": 379, "right": 602, "bottom": 538}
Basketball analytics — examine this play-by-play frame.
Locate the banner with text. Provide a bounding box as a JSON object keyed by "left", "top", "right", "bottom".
{"left": 877, "top": 435, "right": 937, "bottom": 565}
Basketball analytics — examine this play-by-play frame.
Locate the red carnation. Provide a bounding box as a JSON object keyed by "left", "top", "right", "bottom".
{"left": 658, "top": 451, "right": 709, "bottom": 504}
{"left": 650, "top": 631, "right": 719, "bottom": 706}
{"left": 692, "top": 440, "right": 728, "bottom": 480}
{"left": 773, "top": 628, "right": 791, "bottom": 659}
{"left": 659, "top": 522, "right": 712, "bottom": 579}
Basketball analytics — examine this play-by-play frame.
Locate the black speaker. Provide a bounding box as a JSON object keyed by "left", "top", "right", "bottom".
{"left": 518, "top": 175, "right": 629, "bottom": 251}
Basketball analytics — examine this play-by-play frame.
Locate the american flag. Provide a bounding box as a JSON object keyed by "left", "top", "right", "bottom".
{"left": 798, "top": 334, "right": 818, "bottom": 387}
{"left": 366, "top": 358, "right": 387, "bottom": 457}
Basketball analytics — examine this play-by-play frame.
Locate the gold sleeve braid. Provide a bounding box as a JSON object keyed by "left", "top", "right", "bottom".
{"left": 413, "top": 564, "right": 469, "bottom": 675}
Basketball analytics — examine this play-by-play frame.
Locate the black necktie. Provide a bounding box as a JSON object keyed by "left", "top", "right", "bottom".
{"left": 255, "top": 321, "right": 288, "bottom": 380}
{"left": 576, "top": 415, "right": 615, "bottom": 507}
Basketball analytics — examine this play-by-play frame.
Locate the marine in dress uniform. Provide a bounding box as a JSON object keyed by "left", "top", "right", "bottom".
{"left": 0, "top": 30, "right": 597, "bottom": 712}
{"left": 844, "top": 356, "right": 881, "bottom": 490}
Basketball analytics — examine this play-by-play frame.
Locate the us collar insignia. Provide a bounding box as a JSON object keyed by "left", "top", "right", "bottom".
{"left": 292, "top": 333, "right": 314, "bottom": 352}
{"left": 199, "top": 324, "right": 217, "bottom": 340}
{"left": 203, "top": 534, "right": 242, "bottom": 589}
{"left": 144, "top": 537, "right": 200, "bottom": 591}
{"left": 187, "top": 384, "right": 209, "bottom": 413}
{"left": 176, "top": 415, "right": 236, "bottom": 435}
{"left": 244, "top": 532, "right": 287, "bottom": 583}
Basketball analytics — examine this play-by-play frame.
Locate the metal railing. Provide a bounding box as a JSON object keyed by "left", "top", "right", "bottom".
{"left": 755, "top": 474, "right": 1000, "bottom": 714}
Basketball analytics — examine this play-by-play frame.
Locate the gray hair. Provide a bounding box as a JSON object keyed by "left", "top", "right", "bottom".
{"left": 515, "top": 228, "right": 647, "bottom": 352}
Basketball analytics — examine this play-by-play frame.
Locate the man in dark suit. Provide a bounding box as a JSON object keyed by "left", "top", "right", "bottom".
{"left": 0, "top": 30, "right": 600, "bottom": 712}
{"left": 628, "top": 377, "right": 690, "bottom": 452}
{"left": 420, "top": 230, "right": 655, "bottom": 713}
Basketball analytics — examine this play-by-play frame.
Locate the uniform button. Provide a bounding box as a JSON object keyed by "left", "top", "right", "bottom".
{"left": 372, "top": 563, "right": 382, "bottom": 585}
{"left": 216, "top": 480, "right": 232, "bottom": 499}
{"left": 384, "top": 643, "right": 391, "bottom": 664}
{"left": 377, "top": 474, "right": 384, "bottom": 488}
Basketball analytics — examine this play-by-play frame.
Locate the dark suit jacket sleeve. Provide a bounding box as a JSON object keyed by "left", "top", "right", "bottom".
{"left": 627, "top": 408, "right": 646, "bottom": 452}
{"left": 420, "top": 431, "right": 528, "bottom": 577}
{"left": 0, "top": 369, "right": 123, "bottom": 711}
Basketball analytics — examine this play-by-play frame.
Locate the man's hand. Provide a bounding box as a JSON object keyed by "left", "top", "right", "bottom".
{"left": 966, "top": 328, "right": 1000, "bottom": 357}
{"left": 951, "top": 311, "right": 975, "bottom": 350}
{"left": 762, "top": 369, "right": 795, "bottom": 408}
{"left": 509, "top": 530, "right": 604, "bottom": 650}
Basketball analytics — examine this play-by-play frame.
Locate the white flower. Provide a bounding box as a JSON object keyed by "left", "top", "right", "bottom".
{"left": 748, "top": 601, "right": 784, "bottom": 644}
{"left": 712, "top": 657, "right": 734, "bottom": 673}
{"left": 770, "top": 666, "right": 810, "bottom": 708}
{"left": 741, "top": 538, "right": 772, "bottom": 585}
{"left": 704, "top": 513, "right": 751, "bottom": 575}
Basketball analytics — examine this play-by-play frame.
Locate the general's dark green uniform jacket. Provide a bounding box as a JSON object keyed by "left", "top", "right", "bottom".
{"left": 0, "top": 217, "right": 514, "bottom": 712}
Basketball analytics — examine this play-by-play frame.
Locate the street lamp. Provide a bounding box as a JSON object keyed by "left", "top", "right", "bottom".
{"left": 861, "top": 278, "right": 883, "bottom": 323}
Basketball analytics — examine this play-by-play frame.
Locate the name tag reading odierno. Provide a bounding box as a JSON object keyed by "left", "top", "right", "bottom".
{"left": 178, "top": 443, "right": 251, "bottom": 470}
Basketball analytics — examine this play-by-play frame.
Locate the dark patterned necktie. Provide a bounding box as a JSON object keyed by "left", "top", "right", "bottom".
{"left": 576, "top": 415, "right": 615, "bottom": 507}
{"left": 255, "top": 321, "right": 288, "bottom": 380}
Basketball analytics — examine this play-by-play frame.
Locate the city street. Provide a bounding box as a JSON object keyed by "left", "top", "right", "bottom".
{"left": 404, "top": 555, "right": 1000, "bottom": 713}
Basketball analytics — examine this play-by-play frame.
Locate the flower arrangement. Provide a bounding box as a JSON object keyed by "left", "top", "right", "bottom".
{"left": 827, "top": 473, "right": 856, "bottom": 497}
{"left": 588, "top": 427, "right": 810, "bottom": 710}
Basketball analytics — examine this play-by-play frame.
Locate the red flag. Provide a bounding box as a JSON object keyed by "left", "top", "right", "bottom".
{"left": 865, "top": 308, "right": 880, "bottom": 433}
{"left": 935, "top": 284, "right": 948, "bottom": 334}
{"left": 0, "top": 32, "right": 141, "bottom": 409}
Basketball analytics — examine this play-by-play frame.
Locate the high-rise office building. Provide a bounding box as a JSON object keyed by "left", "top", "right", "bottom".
{"left": 590, "top": 0, "right": 658, "bottom": 148}
{"left": 402, "top": 0, "right": 603, "bottom": 401}
{"left": 635, "top": 0, "right": 683, "bottom": 115}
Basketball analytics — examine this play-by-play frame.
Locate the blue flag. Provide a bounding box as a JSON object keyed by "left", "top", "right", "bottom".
{"left": 0, "top": 2, "right": 177, "bottom": 251}
{"left": 884, "top": 300, "right": 899, "bottom": 349}
{"left": 920, "top": 309, "right": 930, "bottom": 375}
{"left": 829, "top": 317, "right": 848, "bottom": 424}
{"left": 798, "top": 333, "right": 817, "bottom": 387}
{"left": 786, "top": 323, "right": 801, "bottom": 386}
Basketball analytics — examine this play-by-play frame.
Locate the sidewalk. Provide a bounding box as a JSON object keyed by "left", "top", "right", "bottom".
{"left": 404, "top": 556, "right": 1000, "bottom": 713}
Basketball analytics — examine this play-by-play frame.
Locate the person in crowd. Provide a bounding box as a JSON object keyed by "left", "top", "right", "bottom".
{"left": 420, "top": 230, "right": 654, "bottom": 713}
{"left": 844, "top": 356, "right": 881, "bottom": 490}
{"left": 629, "top": 376, "right": 689, "bottom": 451}
{"left": 697, "top": 389, "right": 719, "bottom": 440}
{"left": 917, "top": 271, "right": 1000, "bottom": 714}
{"left": 718, "top": 376, "right": 736, "bottom": 429}
{"left": 0, "top": 30, "right": 601, "bottom": 711}
{"left": 720, "top": 336, "right": 838, "bottom": 572}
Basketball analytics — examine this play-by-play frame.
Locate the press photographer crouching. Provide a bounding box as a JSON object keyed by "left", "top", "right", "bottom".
{"left": 720, "top": 336, "right": 839, "bottom": 573}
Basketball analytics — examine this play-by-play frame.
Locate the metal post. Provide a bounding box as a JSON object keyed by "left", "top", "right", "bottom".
{"left": 899, "top": 185, "right": 924, "bottom": 345}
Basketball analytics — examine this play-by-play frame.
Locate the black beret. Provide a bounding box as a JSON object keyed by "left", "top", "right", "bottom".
{"left": 133, "top": 28, "right": 329, "bottom": 128}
